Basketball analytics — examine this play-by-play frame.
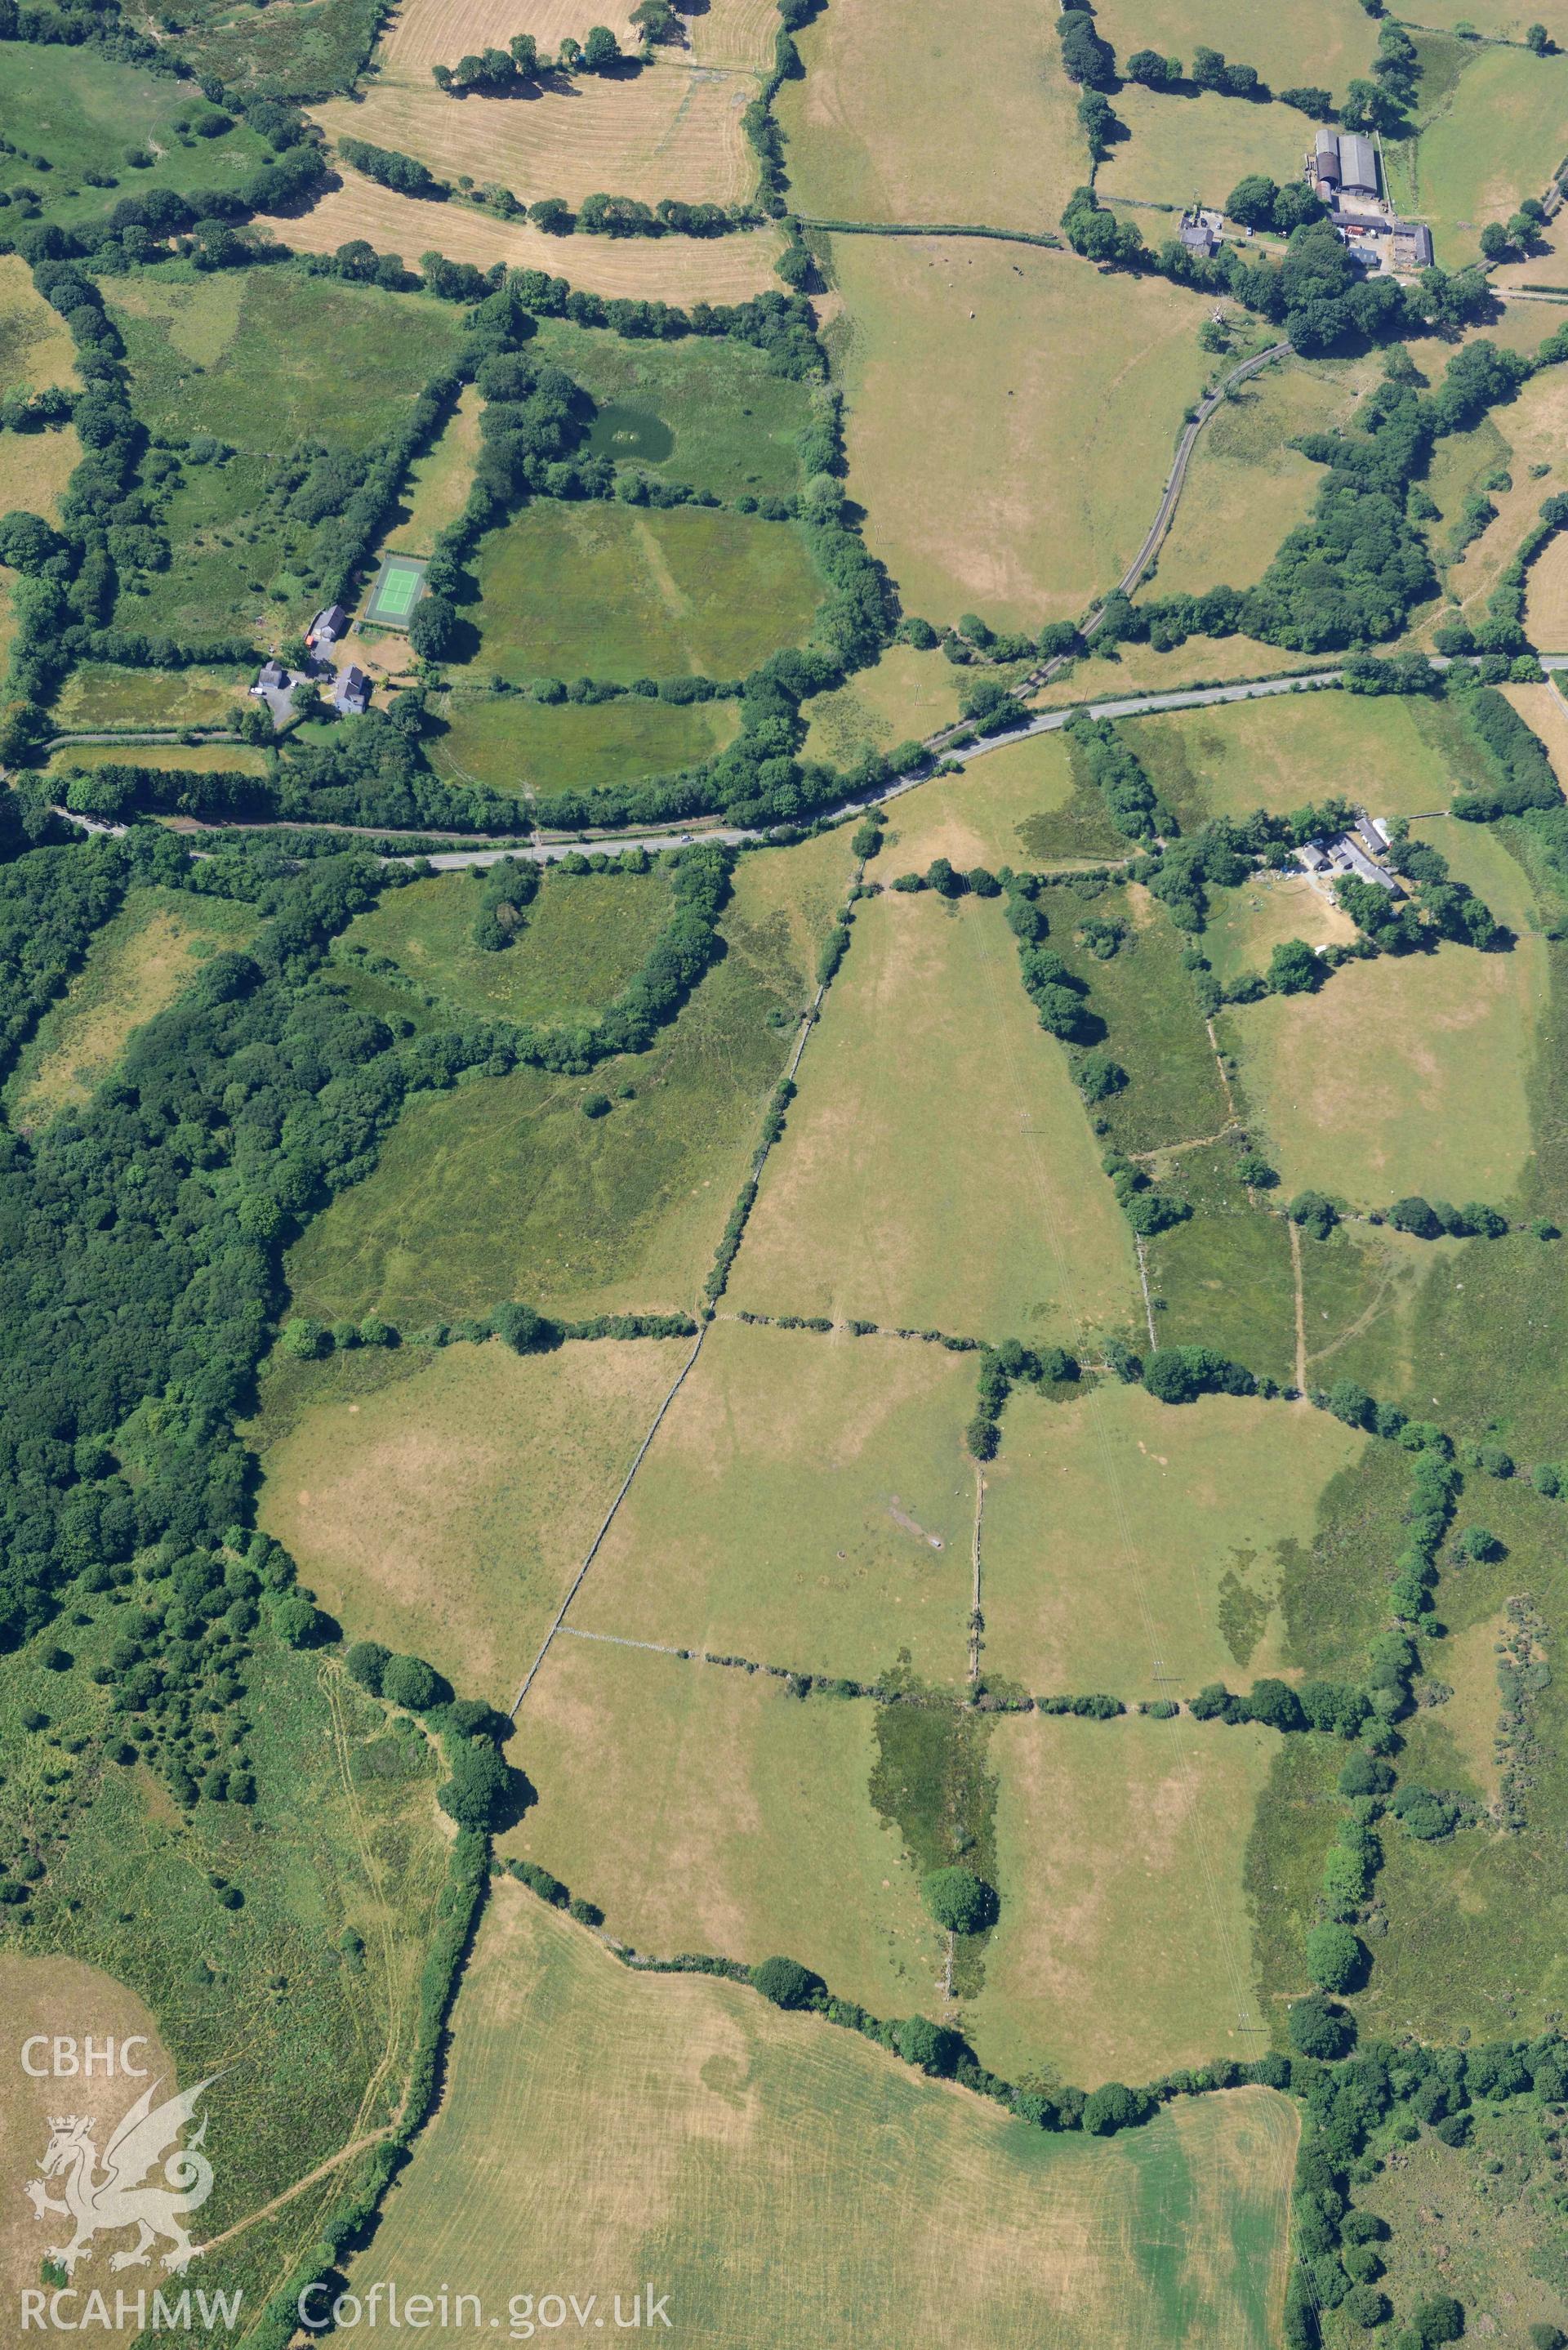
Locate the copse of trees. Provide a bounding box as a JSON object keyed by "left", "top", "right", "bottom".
{"left": 1057, "top": 8, "right": 1116, "bottom": 87}
{"left": 1223, "top": 174, "right": 1325, "bottom": 234}
{"left": 1143, "top": 1346, "right": 1257, "bottom": 1404}
{"left": 338, "top": 138, "right": 449, "bottom": 200}
{"left": 921, "top": 1866, "right": 999, "bottom": 1934}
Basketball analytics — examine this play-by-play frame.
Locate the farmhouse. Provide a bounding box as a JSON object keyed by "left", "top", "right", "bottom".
{"left": 308, "top": 603, "right": 349, "bottom": 648}
{"left": 1328, "top": 834, "right": 1399, "bottom": 892}
{"left": 334, "top": 663, "right": 372, "bottom": 716}
{"left": 252, "top": 658, "right": 286, "bottom": 692}
{"left": 1178, "top": 205, "right": 1224, "bottom": 258}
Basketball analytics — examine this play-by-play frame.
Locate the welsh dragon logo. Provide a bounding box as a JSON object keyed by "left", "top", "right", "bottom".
{"left": 24, "top": 2076, "right": 216, "bottom": 2275}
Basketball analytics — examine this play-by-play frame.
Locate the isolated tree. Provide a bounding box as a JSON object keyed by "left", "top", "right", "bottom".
{"left": 581, "top": 24, "right": 622, "bottom": 69}
{"left": 1526, "top": 20, "right": 1551, "bottom": 48}
{"left": 1267, "top": 936, "right": 1324, "bottom": 994}
{"left": 893, "top": 2016, "right": 960, "bottom": 2075}
{"left": 438, "top": 1740, "right": 513, "bottom": 1829}
{"left": 1125, "top": 47, "right": 1177, "bottom": 85}
{"left": 1480, "top": 221, "right": 1512, "bottom": 261}
{"left": 922, "top": 1866, "right": 998, "bottom": 1933}
{"left": 1227, "top": 173, "right": 1280, "bottom": 228}
{"left": 408, "top": 591, "right": 455, "bottom": 660}
{"left": 381, "top": 1652, "right": 440, "bottom": 1711}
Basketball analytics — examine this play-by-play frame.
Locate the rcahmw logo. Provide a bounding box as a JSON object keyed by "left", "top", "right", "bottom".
{"left": 23, "top": 2071, "right": 218, "bottom": 2276}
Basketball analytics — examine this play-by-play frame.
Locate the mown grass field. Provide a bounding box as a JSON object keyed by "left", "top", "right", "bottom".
{"left": 317, "top": 57, "right": 758, "bottom": 214}
{"left": 777, "top": 0, "right": 1085, "bottom": 229}
{"left": 1385, "top": 39, "right": 1568, "bottom": 264}
{"left": 969, "top": 1713, "right": 1277, "bottom": 2085}
{"left": 105, "top": 267, "right": 466, "bottom": 453}
{"left": 0, "top": 420, "right": 78, "bottom": 541}
{"left": 982, "top": 1383, "right": 1367, "bottom": 1699}
{"left": 800, "top": 643, "right": 967, "bottom": 769}
{"left": 286, "top": 828, "right": 853, "bottom": 1324}
{"left": 506, "top": 1639, "right": 947, "bottom": 2014}
{"left": 52, "top": 661, "right": 251, "bottom": 731}
{"left": 829, "top": 235, "right": 1211, "bottom": 630}
{"left": 0, "top": 1954, "right": 173, "bottom": 2336}
{"left": 0, "top": 42, "right": 270, "bottom": 226}
{"left": 1093, "top": 0, "right": 1374, "bottom": 101}
{"left": 381, "top": 381, "right": 482, "bottom": 554}
{"left": 337, "top": 866, "right": 674, "bottom": 1027}
{"left": 1132, "top": 687, "right": 1493, "bottom": 827}
{"left": 1223, "top": 823, "right": 1548, "bottom": 1207}
{"left": 360, "top": 1887, "right": 1300, "bottom": 2350}
{"left": 377, "top": 0, "right": 638, "bottom": 74}
{"left": 1151, "top": 359, "right": 1368, "bottom": 599}
{"left": 453, "top": 501, "right": 823, "bottom": 685}
{"left": 259, "top": 176, "right": 788, "bottom": 297}
{"left": 0, "top": 253, "right": 77, "bottom": 391}
{"left": 728, "top": 891, "right": 1144, "bottom": 1344}
{"left": 1098, "top": 88, "right": 1321, "bottom": 215}
{"left": 47, "top": 741, "right": 268, "bottom": 778}
{"left": 572, "top": 1320, "right": 976, "bottom": 1683}
{"left": 5, "top": 885, "right": 259, "bottom": 1130}
{"left": 251, "top": 1336, "right": 684, "bottom": 1705}
{"left": 429, "top": 690, "right": 738, "bottom": 798}
{"left": 532, "top": 319, "right": 813, "bottom": 503}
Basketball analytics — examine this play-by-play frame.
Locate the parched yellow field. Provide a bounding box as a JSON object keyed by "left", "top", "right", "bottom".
{"left": 507, "top": 1638, "right": 946, "bottom": 2014}
{"left": 1098, "top": 88, "right": 1321, "bottom": 215}
{"left": 571, "top": 1318, "right": 977, "bottom": 1685}
{"left": 1031, "top": 638, "right": 1339, "bottom": 709}
{"left": 360, "top": 1888, "right": 1301, "bottom": 2350}
{"left": 0, "top": 252, "right": 78, "bottom": 391}
{"left": 728, "top": 891, "right": 1143, "bottom": 1344}
{"left": 0, "top": 1955, "right": 175, "bottom": 2338}
{"left": 53, "top": 662, "right": 250, "bottom": 730}
{"left": 318, "top": 58, "right": 758, "bottom": 212}
{"left": 868, "top": 732, "right": 1080, "bottom": 872}
{"left": 1525, "top": 529, "right": 1568, "bottom": 651}
{"left": 1503, "top": 680, "right": 1568, "bottom": 788}
{"left": 831, "top": 235, "right": 1211, "bottom": 629}
{"left": 777, "top": 0, "right": 1085, "bottom": 230}
{"left": 1227, "top": 822, "right": 1548, "bottom": 1206}
{"left": 801, "top": 642, "right": 967, "bottom": 767}
{"left": 969, "top": 1714, "right": 1277, "bottom": 2085}
{"left": 6, "top": 885, "right": 259, "bottom": 1130}
{"left": 1152, "top": 358, "right": 1368, "bottom": 598}
{"left": 981, "top": 1382, "right": 1368, "bottom": 1700}
{"left": 1130, "top": 689, "right": 1479, "bottom": 824}
{"left": 1093, "top": 0, "right": 1373, "bottom": 102}
{"left": 379, "top": 0, "right": 639, "bottom": 72}
{"left": 0, "top": 420, "right": 80, "bottom": 520}
{"left": 252, "top": 1337, "right": 683, "bottom": 1707}
{"left": 47, "top": 742, "right": 268, "bottom": 777}
{"left": 260, "top": 177, "right": 787, "bottom": 298}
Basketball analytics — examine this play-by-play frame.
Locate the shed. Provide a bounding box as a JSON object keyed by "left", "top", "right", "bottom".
{"left": 1355, "top": 814, "right": 1385, "bottom": 857}
{"left": 1335, "top": 836, "right": 1398, "bottom": 891}
{"left": 1392, "top": 221, "right": 1434, "bottom": 270}
{"left": 1295, "top": 843, "right": 1330, "bottom": 873}
{"left": 1338, "top": 134, "right": 1379, "bottom": 196}
{"left": 1313, "top": 128, "right": 1341, "bottom": 187}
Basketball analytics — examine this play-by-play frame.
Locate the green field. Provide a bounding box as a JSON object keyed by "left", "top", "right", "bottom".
{"left": 0, "top": 42, "right": 270, "bottom": 226}
{"left": 728, "top": 890, "right": 1144, "bottom": 1345}
{"left": 507, "top": 1639, "right": 946, "bottom": 2016}
{"left": 454, "top": 502, "right": 825, "bottom": 688}
{"left": 52, "top": 662, "right": 250, "bottom": 731}
{"left": 1093, "top": 0, "right": 1375, "bottom": 102}
{"left": 1132, "top": 688, "right": 1495, "bottom": 828}
{"left": 866, "top": 729, "right": 1125, "bottom": 871}
{"left": 5, "top": 885, "right": 258, "bottom": 1130}
{"left": 1098, "top": 88, "right": 1321, "bottom": 216}
{"left": 429, "top": 691, "right": 739, "bottom": 800}
{"left": 1202, "top": 870, "right": 1358, "bottom": 988}
{"left": 571, "top": 1319, "right": 977, "bottom": 1683}
{"left": 0, "top": 253, "right": 76, "bottom": 392}
{"left": 801, "top": 642, "right": 969, "bottom": 769}
{"left": 338, "top": 867, "right": 675, "bottom": 1027}
{"left": 1139, "top": 1139, "right": 1299, "bottom": 1388}
{"left": 969, "top": 1713, "right": 1277, "bottom": 2085}
{"left": 105, "top": 268, "right": 466, "bottom": 454}
{"left": 359, "top": 1888, "right": 1300, "bottom": 2350}
{"left": 1151, "top": 359, "right": 1369, "bottom": 600}
{"left": 252, "top": 1336, "right": 685, "bottom": 1706}
{"left": 828, "top": 235, "right": 1212, "bottom": 630}
{"left": 981, "top": 1383, "right": 1368, "bottom": 1699}
{"left": 47, "top": 740, "right": 267, "bottom": 778}
{"left": 1385, "top": 39, "right": 1568, "bottom": 264}
{"left": 533, "top": 319, "right": 814, "bottom": 502}
{"left": 286, "top": 830, "right": 854, "bottom": 1325}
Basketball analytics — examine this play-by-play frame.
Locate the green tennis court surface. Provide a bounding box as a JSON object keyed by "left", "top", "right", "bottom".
{"left": 364, "top": 555, "right": 428, "bottom": 627}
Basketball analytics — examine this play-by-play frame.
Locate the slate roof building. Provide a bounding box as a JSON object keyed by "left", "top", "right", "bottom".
{"left": 1338, "top": 133, "right": 1379, "bottom": 197}
{"left": 309, "top": 604, "right": 348, "bottom": 646}
{"left": 334, "top": 663, "right": 372, "bottom": 716}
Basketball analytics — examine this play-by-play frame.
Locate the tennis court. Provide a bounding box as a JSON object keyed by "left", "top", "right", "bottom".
{"left": 364, "top": 555, "right": 429, "bottom": 629}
